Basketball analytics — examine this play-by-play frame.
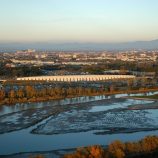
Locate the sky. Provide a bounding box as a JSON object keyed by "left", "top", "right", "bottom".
{"left": 0, "top": 0, "right": 158, "bottom": 43}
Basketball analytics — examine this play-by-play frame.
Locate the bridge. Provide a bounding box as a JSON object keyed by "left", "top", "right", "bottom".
{"left": 17, "top": 75, "right": 135, "bottom": 82}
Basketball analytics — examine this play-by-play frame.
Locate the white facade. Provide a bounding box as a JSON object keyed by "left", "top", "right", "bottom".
{"left": 17, "top": 75, "right": 135, "bottom": 82}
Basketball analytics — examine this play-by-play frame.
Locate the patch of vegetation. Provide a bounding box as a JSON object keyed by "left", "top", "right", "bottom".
{"left": 63, "top": 136, "right": 158, "bottom": 158}
{"left": 134, "top": 94, "right": 158, "bottom": 99}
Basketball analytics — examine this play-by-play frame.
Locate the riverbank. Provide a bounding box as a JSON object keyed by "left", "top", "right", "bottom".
{"left": 131, "top": 94, "right": 158, "bottom": 100}
{"left": 63, "top": 135, "right": 158, "bottom": 158}
{"left": 0, "top": 148, "right": 76, "bottom": 158}
{"left": 1, "top": 88, "right": 158, "bottom": 106}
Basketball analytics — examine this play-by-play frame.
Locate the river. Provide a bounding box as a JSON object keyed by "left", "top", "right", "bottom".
{"left": 0, "top": 91, "right": 158, "bottom": 155}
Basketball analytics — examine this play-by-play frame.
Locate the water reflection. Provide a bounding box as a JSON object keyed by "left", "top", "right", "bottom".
{"left": 1, "top": 91, "right": 158, "bottom": 116}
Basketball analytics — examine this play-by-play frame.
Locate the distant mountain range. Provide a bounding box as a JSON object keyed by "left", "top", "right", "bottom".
{"left": 0, "top": 39, "right": 158, "bottom": 52}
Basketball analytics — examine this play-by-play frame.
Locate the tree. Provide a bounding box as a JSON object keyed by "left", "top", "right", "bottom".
{"left": 108, "top": 140, "right": 125, "bottom": 158}
{"left": 17, "top": 88, "right": 24, "bottom": 98}
{"left": 0, "top": 89, "right": 5, "bottom": 101}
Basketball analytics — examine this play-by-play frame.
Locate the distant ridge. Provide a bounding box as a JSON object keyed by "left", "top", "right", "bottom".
{"left": 0, "top": 39, "right": 158, "bottom": 52}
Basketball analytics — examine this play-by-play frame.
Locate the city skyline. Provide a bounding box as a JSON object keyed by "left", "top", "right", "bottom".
{"left": 0, "top": 0, "right": 158, "bottom": 43}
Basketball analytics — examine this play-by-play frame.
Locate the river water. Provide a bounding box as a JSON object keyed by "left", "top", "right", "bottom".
{"left": 0, "top": 91, "right": 158, "bottom": 155}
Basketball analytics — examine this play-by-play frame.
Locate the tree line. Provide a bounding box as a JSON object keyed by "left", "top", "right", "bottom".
{"left": 0, "top": 78, "right": 157, "bottom": 105}
{"left": 0, "top": 84, "right": 109, "bottom": 105}
{"left": 63, "top": 135, "right": 158, "bottom": 158}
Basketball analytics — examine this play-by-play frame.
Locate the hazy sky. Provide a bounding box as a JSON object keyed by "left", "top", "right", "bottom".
{"left": 0, "top": 0, "right": 158, "bottom": 43}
